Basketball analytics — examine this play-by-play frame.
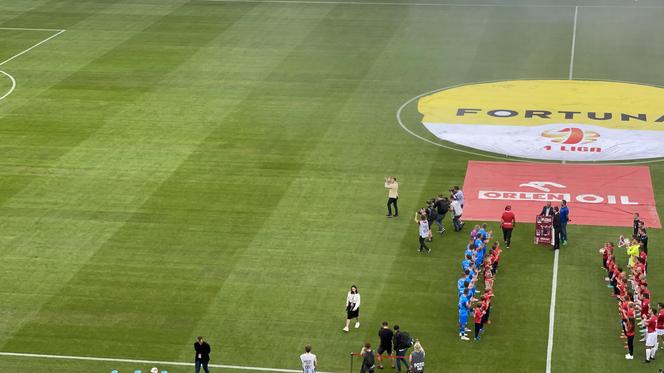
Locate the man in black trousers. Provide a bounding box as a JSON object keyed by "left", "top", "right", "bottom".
{"left": 552, "top": 207, "right": 562, "bottom": 251}
{"left": 194, "top": 336, "right": 211, "bottom": 373}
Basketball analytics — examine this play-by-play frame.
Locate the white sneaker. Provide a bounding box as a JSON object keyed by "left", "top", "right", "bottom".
{"left": 342, "top": 326, "right": 349, "bottom": 332}
{"left": 355, "top": 322, "right": 360, "bottom": 329}
{"left": 465, "top": 328, "right": 471, "bottom": 332}
{"left": 460, "top": 335, "right": 470, "bottom": 341}
{"left": 625, "top": 354, "right": 633, "bottom": 360}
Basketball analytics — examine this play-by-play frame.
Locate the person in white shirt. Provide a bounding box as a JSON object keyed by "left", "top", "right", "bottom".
{"left": 343, "top": 285, "right": 361, "bottom": 332}
{"left": 300, "top": 345, "right": 317, "bottom": 373}
{"left": 452, "top": 186, "right": 464, "bottom": 208}
{"left": 415, "top": 211, "right": 431, "bottom": 253}
{"left": 385, "top": 177, "right": 399, "bottom": 217}
{"left": 450, "top": 197, "right": 464, "bottom": 232}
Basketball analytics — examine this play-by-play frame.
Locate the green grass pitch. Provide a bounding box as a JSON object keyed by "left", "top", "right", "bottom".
{"left": 1, "top": 0, "right": 664, "bottom": 372}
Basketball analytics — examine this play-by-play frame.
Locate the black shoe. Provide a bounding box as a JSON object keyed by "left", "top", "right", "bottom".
{"left": 393, "top": 214, "right": 398, "bottom": 218}
{"left": 386, "top": 214, "right": 392, "bottom": 217}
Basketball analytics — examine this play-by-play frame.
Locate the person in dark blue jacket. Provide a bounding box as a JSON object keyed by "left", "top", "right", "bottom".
{"left": 560, "top": 200, "right": 570, "bottom": 245}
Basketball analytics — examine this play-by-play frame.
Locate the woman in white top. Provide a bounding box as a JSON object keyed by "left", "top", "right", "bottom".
{"left": 343, "top": 285, "right": 361, "bottom": 332}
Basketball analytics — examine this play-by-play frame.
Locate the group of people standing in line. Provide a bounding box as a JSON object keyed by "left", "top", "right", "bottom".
{"left": 600, "top": 212, "right": 652, "bottom": 361}
{"left": 458, "top": 226, "right": 501, "bottom": 341}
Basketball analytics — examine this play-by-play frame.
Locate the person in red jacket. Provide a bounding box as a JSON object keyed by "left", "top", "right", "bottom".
{"left": 500, "top": 206, "right": 515, "bottom": 249}
{"left": 472, "top": 304, "right": 485, "bottom": 341}
{"left": 625, "top": 306, "right": 636, "bottom": 360}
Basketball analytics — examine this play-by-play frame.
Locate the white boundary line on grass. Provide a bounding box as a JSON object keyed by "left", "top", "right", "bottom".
{"left": 0, "top": 27, "right": 66, "bottom": 103}
{"left": 545, "top": 249, "right": 559, "bottom": 373}
{"left": 0, "top": 29, "right": 66, "bottom": 67}
{"left": 0, "top": 351, "right": 335, "bottom": 373}
{"left": 568, "top": 6, "right": 579, "bottom": 80}
{"left": 201, "top": 0, "right": 664, "bottom": 8}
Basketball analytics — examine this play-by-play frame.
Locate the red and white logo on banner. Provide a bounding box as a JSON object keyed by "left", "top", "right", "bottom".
{"left": 462, "top": 161, "right": 661, "bottom": 228}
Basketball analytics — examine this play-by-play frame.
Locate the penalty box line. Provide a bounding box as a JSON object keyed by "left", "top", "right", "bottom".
{"left": 0, "top": 28, "right": 66, "bottom": 67}
{"left": 0, "top": 351, "right": 335, "bottom": 373}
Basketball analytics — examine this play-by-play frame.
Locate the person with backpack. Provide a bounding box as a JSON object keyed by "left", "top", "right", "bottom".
{"left": 359, "top": 342, "right": 376, "bottom": 373}
{"left": 392, "top": 325, "right": 412, "bottom": 373}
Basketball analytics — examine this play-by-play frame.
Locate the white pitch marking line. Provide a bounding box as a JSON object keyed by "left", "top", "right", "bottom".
{"left": 0, "top": 352, "right": 335, "bottom": 373}
{"left": 0, "top": 29, "right": 66, "bottom": 67}
{"left": 0, "top": 27, "right": 65, "bottom": 32}
{"left": 201, "top": 0, "right": 664, "bottom": 8}
{"left": 545, "top": 249, "right": 560, "bottom": 373}
{"left": 568, "top": 6, "right": 579, "bottom": 80}
{"left": 203, "top": 0, "right": 574, "bottom": 8}
{"left": 0, "top": 70, "right": 17, "bottom": 102}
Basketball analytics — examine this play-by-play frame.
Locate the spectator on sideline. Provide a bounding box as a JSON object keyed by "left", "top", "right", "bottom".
{"left": 540, "top": 201, "right": 554, "bottom": 216}
{"left": 450, "top": 197, "right": 464, "bottom": 232}
{"left": 552, "top": 207, "right": 561, "bottom": 250}
{"left": 360, "top": 342, "right": 376, "bottom": 373}
{"left": 500, "top": 205, "right": 515, "bottom": 249}
{"left": 385, "top": 177, "right": 399, "bottom": 217}
{"left": 377, "top": 321, "right": 394, "bottom": 369}
{"left": 300, "top": 345, "right": 317, "bottom": 373}
{"left": 393, "top": 325, "right": 411, "bottom": 373}
{"left": 560, "top": 200, "right": 570, "bottom": 245}
{"left": 343, "top": 285, "right": 361, "bottom": 332}
{"left": 194, "top": 336, "right": 211, "bottom": 373}
{"left": 409, "top": 341, "right": 425, "bottom": 373}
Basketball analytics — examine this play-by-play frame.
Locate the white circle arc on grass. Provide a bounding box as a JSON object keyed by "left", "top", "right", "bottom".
{"left": 395, "top": 78, "right": 664, "bottom": 165}
{"left": 0, "top": 70, "right": 17, "bottom": 102}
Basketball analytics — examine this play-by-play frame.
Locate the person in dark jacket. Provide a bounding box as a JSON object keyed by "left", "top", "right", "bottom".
{"left": 194, "top": 336, "right": 211, "bottom": 373}
{"left": 552, "top": 207, "right": 562, "bottom": 251}
{"left": 392, "top": 325, "right": 411, "bottom": 373}
{"left": 360, "top": 342, "right": 376, "bottom": 373}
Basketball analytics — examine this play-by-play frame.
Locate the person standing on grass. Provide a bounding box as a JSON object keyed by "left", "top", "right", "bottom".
{"left": 633, "top": 212, "right": 642, "bottom": 236}
{"left": 560, "top": 200, "right": 570, "bottom": 245}
{"left": 377, "top": 321, "right": 395, "bottom": 369}
{"left": 300, "top": 345, "right": 318, "bottom": 373}
{"left": 450, "top": 197, "right": 463, "bottom": 232}
{"left": 646, "top": 311, "right": 658, "bottom": 363}
{"left": 625, "top": 305, "right": 636, "bottom": 360}
{"left": 500, "top": 205, "right": 515, "bottom": 249}
{"left": 385, "top": 177, "right": 399, "bottom": 217}
{"left": 552, "top": 207, "right": 561, "bottom": 250}
{"left": 343, "top": 285, "right": 361, "bottom": 332}
{"left": 360, "top": 342, "right": 377, "bottom": 373}
{"left": 409, "top": 341, "right": 425, "bottom": 373}
{"left": 415, "top": 212, "right": 431, "bottom": 253}
{"left": 392, "top": 325, "right": 411, "bottom": 373}
{"left": 194, "top": 336, "right": 211, "bottom": 373}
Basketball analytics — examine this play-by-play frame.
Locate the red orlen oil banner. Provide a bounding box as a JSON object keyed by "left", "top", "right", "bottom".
{"left": 462, "top": 161, "right": 661, "bottom": 228}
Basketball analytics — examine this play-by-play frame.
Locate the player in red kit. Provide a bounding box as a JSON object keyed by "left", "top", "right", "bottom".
{"left": 625, "top": 305, "right": 636, "bottom": 360}
{"left": 646, "top": 311, "right": 658, "bottom": 363}
{"left": 472, "top": 304, "right": 485, "bottom": 341}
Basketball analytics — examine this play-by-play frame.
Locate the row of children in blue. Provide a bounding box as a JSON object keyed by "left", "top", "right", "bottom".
{"left": 458, "top": 225, "right": 491, "bottom": 339}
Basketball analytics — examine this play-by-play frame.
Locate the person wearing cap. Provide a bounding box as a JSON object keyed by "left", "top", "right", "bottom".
{"left": 500, "top": 205, "right": 515, "bottom": 249}
{"left": 194, "top": 336, "right": 211, "bottom": 373}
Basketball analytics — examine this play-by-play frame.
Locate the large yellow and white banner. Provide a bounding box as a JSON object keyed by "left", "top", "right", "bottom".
{"left": 418, "top": 80, "right": 664, "bottom": 161}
